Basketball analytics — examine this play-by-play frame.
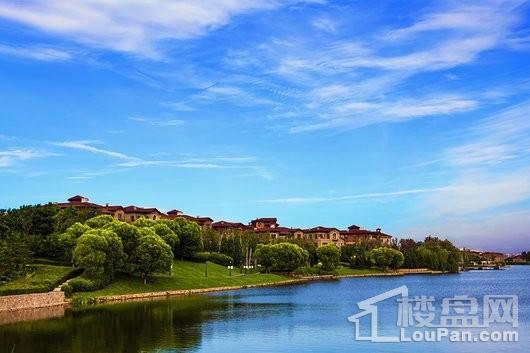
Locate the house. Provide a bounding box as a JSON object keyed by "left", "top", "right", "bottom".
{"left": 507, "top": 254, "right": 527, "bottom": 264}
{"left": 250, "top": 217, "right": 278, "bottom": 230}
{"left": 55, "top": 195, "right": 103, "bottom": 210}
{"left": 101, "top": 205, "right": 125, "bottom": 221}
{"left": 340, "top": 225, "right": 392, "bottom": 246}
{"left": 54, "top": 196, "right": 394, "bottom": 246}
{"left": 55, "top": 196, "right": 163, "bottom": 223}
{"left": 481, "top": 252, "right": 506, "bottom": 263}
{"left": 212, "top": 221, "right": 249, "bottom": 232}
{"left": 302, "top": 226, "right": 343, "bottom": 247}
{"left": 122, "top": 206, "right": 164, "bottom": 222}
{"left": 180, "top": 215, "right": 214, "bottom": 229}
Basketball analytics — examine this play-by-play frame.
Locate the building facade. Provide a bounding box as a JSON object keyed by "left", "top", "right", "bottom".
{"left": 55, "top": 195, "right": 393, "bottom": 247}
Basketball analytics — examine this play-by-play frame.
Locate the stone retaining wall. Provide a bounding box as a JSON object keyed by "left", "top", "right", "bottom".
{"left": 0, "top": 291, "right": 65, "bottom": 312}
{"left": 94, "top": 278, "right": 311, "bottom": 303}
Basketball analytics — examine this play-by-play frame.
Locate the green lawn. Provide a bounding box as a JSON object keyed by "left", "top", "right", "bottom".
{"left": 0, "top": 264, "right": 77, "bottom": 296}
{"left": 336, "top": 266, "right": 389, "bottom": 276}
{"left": 76, "top": 260, "right": 289, "bottom": 298}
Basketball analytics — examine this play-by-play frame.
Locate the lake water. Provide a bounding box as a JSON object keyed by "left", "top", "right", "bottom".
{"left": 1, "top": 266, "right": 528, "bottom": 353}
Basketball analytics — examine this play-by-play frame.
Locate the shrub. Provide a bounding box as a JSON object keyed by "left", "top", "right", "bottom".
{"left": 189, "top": 252, "right": 210, "bottom": 263}
{"left": 186, "top": 252, "right": 234, "bottom": 266}
{"left": 293, "top": 266, "right": 318, "bottom": 276}
{"left": 68, "top": 278, "right": 97, "bottom": 292}
{"left": 61, "top": 283, "right": 73, "bottom": 297}
{"left": 208, "top": 252, "right": 233, "bottom": 266}
{"left": 71, "top": 296, "right": 97, "bottom": 306}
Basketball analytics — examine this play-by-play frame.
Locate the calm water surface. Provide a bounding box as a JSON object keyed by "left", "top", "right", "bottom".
{"left": 1, "top": 266, "right": 528, "bottom": 353}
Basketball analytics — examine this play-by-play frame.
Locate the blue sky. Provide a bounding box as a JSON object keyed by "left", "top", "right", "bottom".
{"left": 1, "top": 0, "right": 530, "bottom": 251}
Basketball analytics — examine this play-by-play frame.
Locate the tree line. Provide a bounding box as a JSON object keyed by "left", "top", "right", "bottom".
{"left": 1, "top": 204, "right": 462, "bottom": 289}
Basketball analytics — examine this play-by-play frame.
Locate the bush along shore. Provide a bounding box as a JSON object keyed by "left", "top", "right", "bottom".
{"left": 1, "top": 204, "right": 465, "bottom": 306}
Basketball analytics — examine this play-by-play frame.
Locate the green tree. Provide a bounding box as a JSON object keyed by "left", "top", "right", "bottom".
{"left": 0, "top": 204, "right": 59, "bottom": 258}
{"left": 53, "top": 207, "right": 98, "bottom": 233}
{"left": 0, "top": 235, "right": 32, "bottom": 281}
{"left": 58, "top": 222, "right": 91, "bottom": 264}
{"left": 368, "top": 247, "right": 404, "bottom": 270}
{"left": 348, "top": 240, "right": 381, "bottom": 268}
{"left": 104, "top": 221, "right": 142, "bottom": 273}
{"left": 202, "top": 229, "right": 221, "bottom": 253}
{"left": 316, "top": 244, "right": 341, "bottom": 271}
{"left": 152, "top": 223, "right": 179, "bottom": 249}
{"left": 73, "top": 228, "right": 125, "bottom": 279}
{"left": 169, "top": 218, "right": 202, "bottom": 259}
{"left": 132, "top": 219, "right": 180, "bottom": 252}
{"left": 399, "top": 238, "right": 420, "bottom": 268}
{"left": 132, "top": 217, "right": 157, "bottom": 228}
{"left": 254, "top": 244, "right": 274, "bottom": 272}
{"left": 255, "top": 243, "right": 308, "bottom": 272}
{"left": 85, "top": 215, "right": 115, "bottom": 229}
{"left": 415, "top": 236, "right": 460, "bottom": 273}
{"left": 135, "top": 230, "right": 173, "bottom": 284}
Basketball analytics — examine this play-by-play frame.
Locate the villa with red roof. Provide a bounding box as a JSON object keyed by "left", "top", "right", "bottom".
{"left": 55, "top": 195, "right": 392, "bottom": 247}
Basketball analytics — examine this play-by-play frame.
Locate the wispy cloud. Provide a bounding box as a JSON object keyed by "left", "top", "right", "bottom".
{"left": 423, "top": 170, "right": 530, "bottom": 215}
{"left": 311, "top": 17, "right": 338, "bottom": 33}
{"left": 260, "top": 187, "right": 446, "bottom": 204}
{"left": 0, "top": 149, "right": 56, "bottom": 168}
{"left": 129, "top": 117, "right": 184, "bottom": 127}
{"left": 0, "top": 0, "right": 315, "bottom": 58}
{"left": 50, "top": 140, "right": 137, "bottom": 161}
{"left": 441, "top": 100, "right": 530, "bottom": 167}
{"left": 51, "top": 140, "right": 273, "bottom": 179}
{"left": 0, "top": 43, "right": 71, "bottom": 61}
{"left": 0, "top": 134, "right": 14, "bottom": 141}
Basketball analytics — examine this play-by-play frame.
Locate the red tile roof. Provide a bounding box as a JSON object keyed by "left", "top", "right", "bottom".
{"left": 123, "top": 206, "right": 162, "bottom": 214}
{"left": 304, "top": 226, "right": 340, "bottom": 233}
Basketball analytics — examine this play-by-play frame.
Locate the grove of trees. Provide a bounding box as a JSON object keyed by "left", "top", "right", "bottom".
{"left": 0, "top": 203, "right": 464, "bottom": 291}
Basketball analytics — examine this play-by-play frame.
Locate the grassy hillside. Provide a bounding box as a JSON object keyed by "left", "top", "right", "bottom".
{"left": 0, "top": 264, "right": 78, "bottom": 296}
{"left": 76, "top": 260, "right": 288, "bottom": 298}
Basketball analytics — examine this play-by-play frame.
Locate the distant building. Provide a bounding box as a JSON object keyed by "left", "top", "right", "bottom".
{"left": 212, "top": 221, "right": 248, "bottom": 232}
{"left": 54, "top": 195, "right": 394, "bottom": 246}
{"left": 250, "top": 217, "right": 279, "bottom": 230}
{"left": 303, "top": 226, "right": 343, "bottom": 247}
{"left": 481, "top": 252, "right": 506, "bottom": 263}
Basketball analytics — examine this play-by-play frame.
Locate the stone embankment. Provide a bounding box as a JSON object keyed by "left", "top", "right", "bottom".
{"left": 0, "top": 291, "right": 65, "bottom": 312}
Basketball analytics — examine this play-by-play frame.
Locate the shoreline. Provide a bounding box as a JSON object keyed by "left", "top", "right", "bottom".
{"left": 82, "top": 268, "right": 445, "bottom": 304}
{"left": 0, "top": 268, "right": 448, "bottom": 320}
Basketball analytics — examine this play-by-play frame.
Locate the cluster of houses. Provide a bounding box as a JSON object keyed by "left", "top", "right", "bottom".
{"left": 55, "top": 195, "right": 393, "bottom": 247}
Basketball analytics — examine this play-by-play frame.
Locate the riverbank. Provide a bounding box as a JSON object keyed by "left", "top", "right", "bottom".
{"left": 80, "top": 267, "right": 444, "bottom": 304}
{"left": 0, "top": 261, "right": 446, "bottom": 312}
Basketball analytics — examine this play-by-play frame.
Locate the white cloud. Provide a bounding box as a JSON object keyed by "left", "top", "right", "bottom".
{"left": 50, "top": 140, "right": 137, "bottom": 160}
{"left": 311, "top": 17, "right": 338, "bottom": 33}
{"left": 164, "top": 101, "right": 196, "bottom": 112}
{"left": 290, "top": 95, "right": 478, "bottom": 132}
{"left": 440, "top": 100, "right": 530, "bottom": 167}
{"left": 0, "top": 149, "right": 55, "bottom": 168}
{"left": 443, "top": 142, "right": 519, "bottom": 166}
{"left": 195, "top": 84, "right": 275, "bottom": 106}
{"left": 0, "top": 43, "right": 71, "bottom": 61}
{"left": 129, "top": 117, "right": 184, "bottom": 127}
{"left": 260, "top": 187, "right": 446, "bottom": 204}
{"left": 0, "top": 0, "right": 312, "bottom": 58}
{"left": 424, "top": 170, "right": 530, "bottom": 215}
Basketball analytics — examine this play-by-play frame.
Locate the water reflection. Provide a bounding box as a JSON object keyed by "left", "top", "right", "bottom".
{"left": 0, "top": 295, "right": 295, "bottom": 353}
{"left": 0, "top": 267, "right": 528, "bottom": 353}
